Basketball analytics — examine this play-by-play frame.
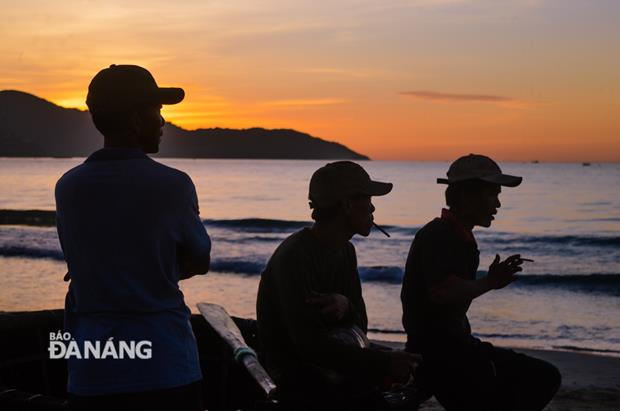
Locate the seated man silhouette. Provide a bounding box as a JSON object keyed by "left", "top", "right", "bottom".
{"left": 401, "top": 154, "right": 561, "bottom": 410}
{"left": 55, "top": 65, "right": 211, "bottom": 411}
{"left": 257, "top": 161, "right": 422, "bottom": 411}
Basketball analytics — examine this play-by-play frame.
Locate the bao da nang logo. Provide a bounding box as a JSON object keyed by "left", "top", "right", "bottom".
{"left": 48, "top": 331, "right": 152, "bottom": 360}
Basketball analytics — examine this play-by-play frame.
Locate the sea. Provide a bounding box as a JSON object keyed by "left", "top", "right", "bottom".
{"left": 1, "top": 158, "right": 619, "bottom": 356}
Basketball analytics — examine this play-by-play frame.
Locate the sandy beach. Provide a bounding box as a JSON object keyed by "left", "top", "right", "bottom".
{"left": 414, "top": 348, "right": 620, "bottom": 410}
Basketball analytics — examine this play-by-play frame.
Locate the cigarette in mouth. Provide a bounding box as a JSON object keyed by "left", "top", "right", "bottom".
{"left": 373, "top": 222, "right": 391, "bottom": 238}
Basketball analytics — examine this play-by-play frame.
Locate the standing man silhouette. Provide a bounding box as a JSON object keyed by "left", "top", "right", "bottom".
{"left": 56, "top": 65, "right": 211, "bottom": 410}
{"left": 401, "top": 154, "right": 561, "bottom": 410}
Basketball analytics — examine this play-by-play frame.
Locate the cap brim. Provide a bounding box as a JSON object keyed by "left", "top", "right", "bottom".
{"left": 480, "top": 174, "right": 522, "bottom": 187}
{"left": 157, "top": 87, "right": 185, "bottom": 105}
{"left": 437, "top": 175, "right": 522, "bottom": 187}
{"left": 365, "top": 181, "right": 393, "bottom": 196}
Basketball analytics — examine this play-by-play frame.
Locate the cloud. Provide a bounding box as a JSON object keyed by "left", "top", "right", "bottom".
{"left": 399, "top": 90, "right": 513, "bottom": 102}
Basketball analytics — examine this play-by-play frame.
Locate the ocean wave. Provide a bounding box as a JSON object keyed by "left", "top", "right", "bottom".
{"left": 209, "top": 259, "right": 265, "bottom": 275}
{"left": 2, "top": 210, "right": 619, "bottom": 248}
{"left": 367, "top": 327, "right": 405, "bottom": 335}
{"left": 551, "top": 345, "right": 620, "bottom": 355}
{"left": 358, "top": 266, "right": 403, "bottom": 283}
{"left": 214, "top": 235, "right": 287, "bottom": 244}
{"left": 0, "top": 210, "right": 56, "bottom": 226}
{"left": 0, "top": 246, "right": 269, "bottom": 275}
{"left": 0, "top": 243, "right": 618, "bottom": 294}
{"left": 207, "top": 220, "right": 620, "bottom": 248}
{"left": 210, "top": 261, "right": 620, "bottom": 296}
{"left": 205, "top": 218, "right": 309, "bottom": 232}
{"left": 0, "top": 245, "right": 63, "bottom": 260}
{"left": 363, "top": 269, "right": 620, "bottom": 296}
{"left": 479, "top": 235, "right": 620, "bottom": 247}
{"left": 513, "top": 274, "right": 620, "bottom": 296}
{"left": 473, "top": 332, "right": 549, "bottom": 340}
{"left": 0, "top": 210, "right": 311, "bottom": 232}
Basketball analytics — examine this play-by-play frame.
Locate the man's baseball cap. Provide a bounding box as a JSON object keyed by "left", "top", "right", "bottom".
{"left": 309, "top": 161, "right": 393, "bottom": 208}
{"left": 86, "top": 64, "right": 184, "bottom": 112}
{"left": 437, "top": 154, "right": 522, "bottom": 187}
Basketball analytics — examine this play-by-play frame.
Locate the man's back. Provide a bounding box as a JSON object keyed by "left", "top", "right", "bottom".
{"left": 56, "top": 148, "right": 211, "bottom": 395}
{"left": 257, "top": 228, "right": 389, "bottom": 384}
{"left": 401, "top": 215, "right": 479, "bottom": 352}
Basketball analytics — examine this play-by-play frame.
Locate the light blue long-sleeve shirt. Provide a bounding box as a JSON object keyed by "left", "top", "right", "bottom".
{"left": 55, "top": 148, "right": 211, "bottom": 395}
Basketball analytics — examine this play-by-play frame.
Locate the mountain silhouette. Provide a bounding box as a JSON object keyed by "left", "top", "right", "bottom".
{"left": 0, "top": 90, "right": 368, "bottom": 160}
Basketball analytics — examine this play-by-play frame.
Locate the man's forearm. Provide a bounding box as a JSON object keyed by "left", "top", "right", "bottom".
{"left": 179, "top": 252, "right": 210, "bottom": 279}
{"left": 429, "top": 274, "right": 492, "bottom": 304}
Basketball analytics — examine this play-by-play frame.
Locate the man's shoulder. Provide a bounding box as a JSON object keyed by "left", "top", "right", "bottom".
{"left": 55, "top": 163, "right": 86, "bottom": 190}
{"left": 416, "top": 217, "right": 454, "bottom": 242}
{"left": 408, "top": 218, "right": 461, "bottom": 256}
{"left": 56, "top": 156, "right": 194, "bottom": 189}
{"left": 147, "top": 160, "right": 194, "bottom": 187}
{"left": 264, "top": 229, "right": 314, "bottom": 271}
{"left": 272, "top": 229, "right": 312, "bottom": 258}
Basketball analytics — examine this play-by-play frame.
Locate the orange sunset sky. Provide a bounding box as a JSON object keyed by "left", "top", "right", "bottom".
{"left": 1, "top": 0, "right": 618, "bottom": 161}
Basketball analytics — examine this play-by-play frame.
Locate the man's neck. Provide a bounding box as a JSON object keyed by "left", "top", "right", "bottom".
{"left": 446, "top": 207, "right": 475, "bottom": 231}
{"left": 310, "top": 221, "right": 352, "bottom": 248}
{"left": 103, "top": 133, "right": 141, "bottom": 150}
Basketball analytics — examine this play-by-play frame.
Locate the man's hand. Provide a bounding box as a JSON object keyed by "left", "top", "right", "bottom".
{"left": 387, "top": 351, "right": 423, "bottom": 383}
{"left": 486, "top": 254, "right": 524, "bottom": 290}
{"left": 178, "top": 246, "right": 210, "bottom": 279}
{"left": 306, "top": 292, "right": 351, "bottom": 323}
